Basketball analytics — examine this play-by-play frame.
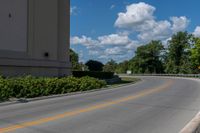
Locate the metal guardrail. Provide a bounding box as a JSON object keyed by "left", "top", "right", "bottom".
{"left": 119, "top": 73, "right": 200, "bottom": 78}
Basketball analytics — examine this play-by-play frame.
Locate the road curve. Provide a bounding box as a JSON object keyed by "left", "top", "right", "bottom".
{"left": 0, "top": 77, "right": 200, "bottom": 133}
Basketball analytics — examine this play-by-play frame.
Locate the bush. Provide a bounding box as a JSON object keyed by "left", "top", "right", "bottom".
{"left": 0, "top": 76, "right": 106, "bottom": 101}
{"left": 85, "top": 60, "right": 104, "bottom": 71}
{"left": 0, "top": 76, "right": 12, "bottom": 101}
{"left": 72, "top": 71, "right": 114, "bottom": 79}
{"left": 79, "top": 76, "right": 106, "bottom": 90}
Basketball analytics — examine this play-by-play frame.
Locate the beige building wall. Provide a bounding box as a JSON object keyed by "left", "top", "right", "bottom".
{"left": 0, "top": 0, "right": 71, "bottom": 77}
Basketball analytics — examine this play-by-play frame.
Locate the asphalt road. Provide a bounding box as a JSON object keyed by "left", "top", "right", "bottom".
{"left": 0, "top": 77, "right": 200, "bottom": 133}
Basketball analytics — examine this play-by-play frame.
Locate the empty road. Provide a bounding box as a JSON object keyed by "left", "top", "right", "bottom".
{"left": 0, "top": 77, "right": 200, "bottom": 133}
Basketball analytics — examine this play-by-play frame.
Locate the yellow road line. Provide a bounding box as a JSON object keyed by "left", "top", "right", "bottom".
{"left": 0, "top": 80, "right": 174, "bottom": 133}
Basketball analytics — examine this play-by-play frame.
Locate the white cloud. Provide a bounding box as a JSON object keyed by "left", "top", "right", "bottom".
{"left": 125, "top": 41, "right": 140, "bottom": 50}
{"left": 70, "top": 6, "right": 77, "bottom": 15}
{"left": 89, "top": 50, "right": 101, "bottom": 56}
{"left": 98, "top": 34, "right": 131, "bottom": 45}
{"left": 193, "top": 26, "right": 200, "bottom": 37}
{"left": 70, "top": 36, "right": 99, "bottom": 49}
{"left": 115, "top": 2, "right": 155, "bottom": 29}
{"left": 170, "top": 16, "right": 190, "bottom": 33}
{"left": 137, "top": 20, "right": 172, "bottom": 42}
{"left": 115, "top": 2, "right": 189, "bottom": 43}
{"left": 71, "top": 33, "right": 140, "bottom": 62}
{"left": 110, "top": 4, "right": 115, "bottom": 10}
{"left": 98, "top": 55, "right": 108, "bottom": 59}
{"left": 99, "top": 51, "right": 133, "bottom": 63}
{"left": 71, "top": 34, "right": 139, "bottom": 49}
{"left": 105, "top": 47, "right": 126, "bottom": 55}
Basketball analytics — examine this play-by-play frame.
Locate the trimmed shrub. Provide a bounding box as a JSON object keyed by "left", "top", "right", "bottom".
{"left": 79, "top": 76, "right": 106, "bottom": 91}
{"left": 0, "top": 76, "right": 106, "bottom": 101}
{"left": 0, "top": 76, "right": 12, "bottom": 101}
{"left": 72, "top": 71, "right": 114, "bottom": 79}
{"left": 85, "top": 60, "right": 104, "bottom": 71}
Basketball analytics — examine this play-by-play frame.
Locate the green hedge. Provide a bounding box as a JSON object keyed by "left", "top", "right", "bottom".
{"left": 72, "top": 71, "right": 114, "bottom": 79}
{"left": 0, "top": 76, "right": 106, "bottom": 101}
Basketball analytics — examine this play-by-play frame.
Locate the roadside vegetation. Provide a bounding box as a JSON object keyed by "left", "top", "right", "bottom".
{"left": 71, "top": 31, "right": 200, "bottom": 74}
{"left": 116, "top": 32, "right": 200, "bottom": 74}
{"left": 0, "top": 76, "right": 106, "bottom": 101}
{"left": 0, "top": 75, "right": 140, "bottom": 102}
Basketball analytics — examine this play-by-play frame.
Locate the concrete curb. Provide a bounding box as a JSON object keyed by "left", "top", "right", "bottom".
{"left": 180, "top": 112, "right": 200, "bottom": 133}
{"left": 0, "top": 79, "right": 142, "bottom": 107}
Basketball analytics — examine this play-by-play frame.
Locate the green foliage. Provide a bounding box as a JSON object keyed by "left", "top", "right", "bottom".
{"left": 0, "top": 76, "right": 11, "bottom": 101}
{"left": 85, "top": 60, "right": 104, "bottom": 71}
{"left": 0, "top": 76, "right": 106, "bottom": 101}
{"left": 128, "top": 40, "right": 164, "bottom": 73}
{"left": 72, "top": 71, "right": 114, "bottom": 79}
{"left": 115, "top": 61, "right": 130, "bottom": 73}
{"left": 165, "top": 32, "right": 194, "bottom": 74}
{"left": 114, "top": 32, "right": 197, "bottom": 74}
{"left": 70, "top": 49, "right": 83, "bottom": 70}
{"left": 191, "top": 38, "right": 200, "bottom": 73}
{"left": 79, "top": 76, "right": 106, "bottom": 90}
{"left": 103, "top": 59, "right": 117, "bottom": 72}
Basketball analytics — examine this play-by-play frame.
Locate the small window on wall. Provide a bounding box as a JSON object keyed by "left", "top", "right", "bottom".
{"left": 0, "top": 0, "right": 27, "bottom": 52}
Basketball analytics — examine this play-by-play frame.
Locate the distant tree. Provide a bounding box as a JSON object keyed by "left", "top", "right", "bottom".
{"left": 85, "top": 60, "right": 104, "bottom": 71}
{"left": 115, "top": 61, "right": 129, "bottom": 73}
{"left": 165, "top": 32, "right": 194, "bottom": 74}
{"left": 190, "top": 37, "right": 200, "bottom": 73}
{"left": 103, "top": 59, "right": 117, "bottom": 72}
{"left": 130, "top": 40, "right": 164, "bottom": 73}
{"left": 69, "top": 49, "right": 81, "bottom": 70}
{"left": 128, "top": 57, "right": 141, "bottom": 74}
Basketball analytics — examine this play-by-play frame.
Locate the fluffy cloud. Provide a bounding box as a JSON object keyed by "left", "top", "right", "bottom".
{"left": 70, "top": 36, "right": 99, "bottom": 49}
{"left": 170, "top": 16, "right": 190, "bottom": 33}
{"left": 98, "top": 34, "right": 131, "bottom": 45}
{"left": 71, "top": 34, "right": 136, "bottom": 48}
{"left": 125, "top": 41, "right": 140, "bottom": 50}
{"left": 105, "top": 47, "right": 126, "bottom": 55}
{"left": 70, "top": 36, "right": 90, "bottom": 45}
{"left": 70, "top": 34, "right": 139, "bottom": 62}
{"left": 70, "top": 6, "right": 77, "bottom": 15}
{"left": 193, "top": 26, "right": 200, "bottom": 37}
{"left": 115, "top": 2, "right": 155, "bottom": 30}
{"left": 98, "top": 52, "right": 131, "bottom": 63}
{"left": 137, "top": 20, "right": 172, "bottom": 42}
{"left": 114, "top": 2, "right": 189, "bottom": 43}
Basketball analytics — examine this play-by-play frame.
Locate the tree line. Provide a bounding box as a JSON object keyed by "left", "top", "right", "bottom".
{"left": 70, "top": 31, "right": 200, "bottom": 74}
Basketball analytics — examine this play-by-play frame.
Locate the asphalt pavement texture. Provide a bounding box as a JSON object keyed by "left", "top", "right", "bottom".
{"left": 0, "top": 77, "right": 200, "bottom": 133}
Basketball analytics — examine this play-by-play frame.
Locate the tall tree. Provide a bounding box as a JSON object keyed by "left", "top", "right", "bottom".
{"left": 103, "top": 59, "right": 117, "bottom": 72}
{"left": 190, "top": 37, "right": 200, "bottom": 73}
{"left": 85, "top": 60, "right": 104, "bottom": 71}
{"left": 69, "top": 49, "right": 81, "bottom": 70}
{"left": 165, "top": 32, "right": 193, "bottom": 74}
{"left": 115, "top": 61, "right": 129, "bottom": 73}
{"left": 130, "top": 40, "right": 164, "bottom": 73}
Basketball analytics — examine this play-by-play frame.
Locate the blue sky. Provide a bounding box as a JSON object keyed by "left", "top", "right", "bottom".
{"left": 70, "top": 0, "right": 200, "bottom": 64}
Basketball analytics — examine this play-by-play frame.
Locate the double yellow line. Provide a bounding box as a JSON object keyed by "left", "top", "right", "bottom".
{"left": 0, "top": 80, "right": 174, "bottom": 133}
